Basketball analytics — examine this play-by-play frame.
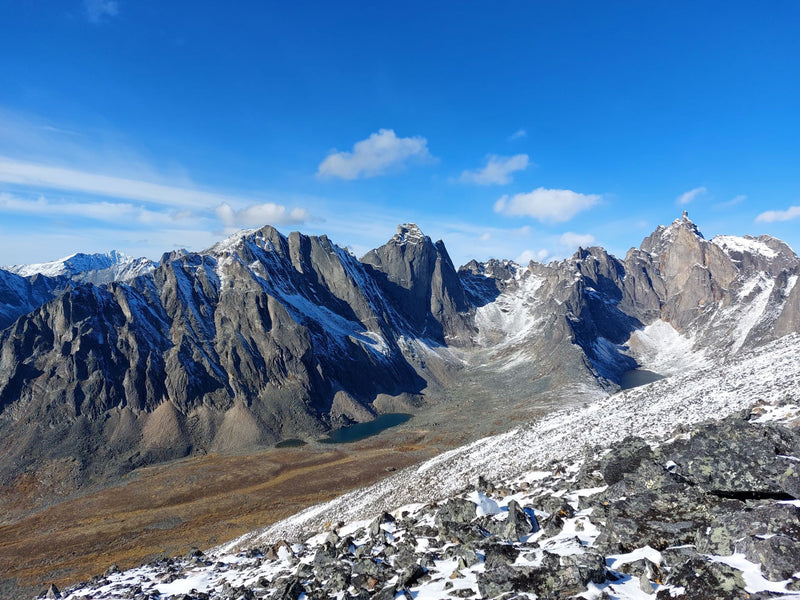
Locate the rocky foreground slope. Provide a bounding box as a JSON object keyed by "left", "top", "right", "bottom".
{"left": 48, "top": 335, "right": 800, "bottom": 600}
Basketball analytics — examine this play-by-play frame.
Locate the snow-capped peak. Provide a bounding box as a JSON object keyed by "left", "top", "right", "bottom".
{"left": 5, "top": 250, "right": 155, "bottom": 283}
{"left": 665, "top": 210, "right": 704, "bottom": 239}
{"left": 392, "top": 223, "right": 427, "bottom": 245}
{"left": 205, "top": 227, "right": 261, "bottom": 256}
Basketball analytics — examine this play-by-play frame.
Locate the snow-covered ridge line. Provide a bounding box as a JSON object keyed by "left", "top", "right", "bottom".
{"left": 226, "top": 333, "right": 800, "bottom": 551}
{"left": 713, "top": 234, "right": 779, "bottom": 259}
{"left": 5, "top": 250, "right": 156, "bottom": 283}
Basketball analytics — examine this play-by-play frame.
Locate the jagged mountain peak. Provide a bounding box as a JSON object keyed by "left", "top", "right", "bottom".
{"left": 5, "top": 250, "right": 156, "bottom": 285}
{"left": 361, "top": 223, "right": 470, "bottom": 342}
{"left": 205, "top": 225, "right": 284, "bottom": 257}
{"left": 639, "top": 210, "right": 705, "bottom": 256}
{"left": 390, "top": 222, "right": 427, "bottom": 246}
{"left": 459, "top": 258, "right": 524, "bottom": 282}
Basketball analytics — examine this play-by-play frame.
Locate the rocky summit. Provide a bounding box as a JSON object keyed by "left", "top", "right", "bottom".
{"left": 1, "top": 214, "right": 799, "bottom": 496}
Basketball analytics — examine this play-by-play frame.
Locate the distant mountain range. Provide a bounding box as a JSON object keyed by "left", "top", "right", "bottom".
{"left": 5, "top": 250, "right": 156, "bottom": 284}
{"left": 0, "top": 213, "right": 798, "bottom": 492}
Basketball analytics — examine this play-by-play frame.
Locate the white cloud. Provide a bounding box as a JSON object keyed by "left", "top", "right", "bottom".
{"left": 677, "top": 186, "right": 707, "bottom": 205}
{"left": 0, "top": 192, "right": 189, "bottom": 226}
{"left": 459, "top": 154, "right": 529, "bottom": 186}
{"left": 755, "top": 206, "right": 800, "bottom": 223}
{"left": 215, "top": 202, "right": 310, "bottom": 227}
{"left": 559, "top": 232, "right": 596, "bottom": 248}
{"left": 85, "top": 0, "right": 119, "bottom": 23}
{"left": 509, "top": 129, "right": 527, "bottom": 141}
{"left": 316, "top": 129, "right": 434, "bottom": 180}
{"left": 494, "top": 187, "right": 601, "bottom": 223}
{"left": 0, "top": 157, "right": 243, "bottom": 209}
{"left": 0, "top": 158, "right": 313, "bottom": 223}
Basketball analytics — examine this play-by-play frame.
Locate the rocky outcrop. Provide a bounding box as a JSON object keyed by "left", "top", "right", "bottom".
{"left": 361, "top": 224, "right": 473, "bottom": 344}
{"left": 0, "top": 269, "right": 67, "bottom": 329}
{"left": 49, "top": 407, "right": 800, "bottom": 600}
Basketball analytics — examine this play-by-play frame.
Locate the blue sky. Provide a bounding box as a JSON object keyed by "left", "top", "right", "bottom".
{"left": 1, "top": 1, "right": 799, "bottom": 267}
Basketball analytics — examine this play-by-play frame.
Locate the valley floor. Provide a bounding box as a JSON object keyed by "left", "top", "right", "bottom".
{"left": 0, "top": 347, "right": 590, "bottom": 599}
{"left": 0, "top": 435, "right": 433, "bottom": 600}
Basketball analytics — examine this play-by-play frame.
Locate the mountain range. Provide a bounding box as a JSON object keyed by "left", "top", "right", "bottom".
{"left": 0, "top": 213, "right": 799, "bottom": 496}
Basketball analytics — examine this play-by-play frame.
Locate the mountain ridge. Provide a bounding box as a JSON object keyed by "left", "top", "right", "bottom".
{"left": 0, "top": 214, "right": 798, "bottom": 498}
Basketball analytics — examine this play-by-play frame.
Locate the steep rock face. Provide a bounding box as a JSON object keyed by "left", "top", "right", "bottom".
{"left": 467, "top": 247, "right": 642, "bottom": 386}
{"left": 632, "top": 214, "right": 800, "bottom": 355}
{"left": 466, "top": 213, "right": 800, "bottom": 387}
{"left": 0, "top": 226, "right": 429, "bottom": 486}
{"left": 636, "top": 212, "right": 737, "bottom": 330}
{"left": 361, "top": 224, "right": 473, "bottom": 344}
{"left": 0, "top": 269, "right": 67, "bottom": 329}
{"left": 459, "top": 258, "right": 518, "bottom": 306}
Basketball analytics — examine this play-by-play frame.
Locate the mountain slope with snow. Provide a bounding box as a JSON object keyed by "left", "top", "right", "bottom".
{"left": 6, "top": 250, "right": 156, "bottom": 285}
{"left": 54, "top": 333, "right": 800, "bottom": 600}
{"left": 233, "top": 333, "right": 800, "bottom": 547}
{"left": 0, "top": 268, "right": 67, "bottom": 329}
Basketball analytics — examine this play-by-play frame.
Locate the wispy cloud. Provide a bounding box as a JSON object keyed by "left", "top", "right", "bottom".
{"left": 84, "top": 0, "right": 119, "bottom": 23}
{"left": 0, "top": 157, "right": 239, "bottom": 209}
{"left": 494, "top": 187, "right": 601, "bottom": 224}
{"left": 458, "top": 154, "right": 529, "bottom": 186}
{"left": 0, "top": 192, "right": 200, "bottom": 226}
{"left": 559, "top": 232, "right": 595, "bottom": 248}
{"left": 509, "top": 129, "right": 527, "bottom": 141}
{"left": 716, "top": 194, "right": 747, "bottom": 209}
{"left": 755, "top": 206, "right": 800, "bottom": 223}
{"left": 215, "top": 202, "right": 310, "bottom": 228}
{"left": 0, "top": 157, "right": 312, "bottom": 222}
{"left": 677, "top": 186, "right": 707, "bottom": 205}
{"left": 316, "top": 129, "right": 434, "bottom": 180}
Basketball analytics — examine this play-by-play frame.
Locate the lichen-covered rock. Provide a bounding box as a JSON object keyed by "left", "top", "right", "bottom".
{"left": 655, "top": 556, "right": 748, "bottom": 600}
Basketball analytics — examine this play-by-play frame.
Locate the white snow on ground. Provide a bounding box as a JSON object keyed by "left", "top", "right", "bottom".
{"left": 713, "top": 235, "right": 778, "bottom": 259}
{"left": 6, "top": 253, "right": 82, "bottom": 277}
{"left": 58, "top": 333, "right": 800, "bottom": 600}
{"left": 280, "top": 292, "right": 391, "bottom": 358}
{"left": 709, "top": 554, "right": 800, "bottom": 595}
{"left": 228, "top": 333, "right": 800, "bottom": 550}
{"left": 624, "top": 319, "right": 708, "bottom": 374}
{"left": 787, "top": 274, "right": 799, "bottom": 298}
{"left": 730, "top": 275, "right": 776, "bottom": 354}
{"left": 473, "top": 271, "right": 545, "bottom": 347}
{"left": 206, "top": 227, "right": 259, "bottom": 255}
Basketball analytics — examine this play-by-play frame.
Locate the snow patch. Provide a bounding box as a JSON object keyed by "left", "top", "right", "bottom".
{"left": 713, "top": 235, "right": 778, "bottom": 259}
{"left": 474, "top": 272, "right": 545, "bottom": 347}
{"left": 625, "top": 319, "right": 707, "bottom": 374}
